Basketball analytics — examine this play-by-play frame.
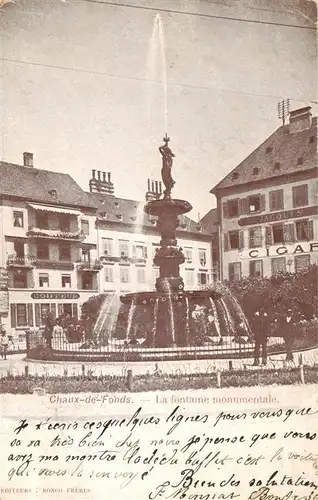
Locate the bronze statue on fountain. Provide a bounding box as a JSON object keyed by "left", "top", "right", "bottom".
{"left": 159, "top": 133, "right": 175, "bottom": 200}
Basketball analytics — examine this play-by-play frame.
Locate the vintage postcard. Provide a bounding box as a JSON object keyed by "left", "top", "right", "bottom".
{"left": 0, "top": 0, "right": 317, "bottom": 499}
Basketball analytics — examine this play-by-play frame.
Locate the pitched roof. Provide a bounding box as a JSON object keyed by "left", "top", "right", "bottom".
{"left": 200, "top": 208, "right": 219, "bottom": 234}
{"left": 86, "top": 192, "right": 212, "bottom": 237}
{"left": 0, "top": 161, "right": 94, "bottom": 208}
{"left": 211, "top": 115, "right": 317, "bottom": 193}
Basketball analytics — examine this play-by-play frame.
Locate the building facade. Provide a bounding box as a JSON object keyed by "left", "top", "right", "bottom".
{"left": 0, "top": 156, "right": 213, "bottom": 332}
{"left": 209, "top": 106, "right": 318, "bottom": 281}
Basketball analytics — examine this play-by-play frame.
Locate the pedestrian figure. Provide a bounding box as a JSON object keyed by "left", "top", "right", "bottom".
{"left": 43, "top": 311, "right": 54, "bottom": 349}
{"left": 280, "top": 308, "right": 296, "bottom": 361}
{"left": 0, "top": 328, "right": 9, "bottom": 360}
{"left": 252, "top": 309, "right": 268, "bottom": 366}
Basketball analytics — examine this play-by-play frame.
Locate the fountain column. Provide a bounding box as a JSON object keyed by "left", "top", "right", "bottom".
{"left": 144, "top": 135, "right": 192, "bottom": 346}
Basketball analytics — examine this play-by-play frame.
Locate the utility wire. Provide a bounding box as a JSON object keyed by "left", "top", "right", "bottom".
{"left": 78, "top": 0, "right": 317, "bottom": 30}
{"left": 2, "top": 57, "right": 317, "bottom": 104}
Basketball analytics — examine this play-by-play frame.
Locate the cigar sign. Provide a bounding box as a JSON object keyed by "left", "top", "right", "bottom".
{"left": 239, "top": 242, "right": 318, "bottom": 259}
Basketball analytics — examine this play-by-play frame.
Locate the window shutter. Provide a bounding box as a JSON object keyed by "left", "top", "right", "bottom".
{"left": 58, "top": 304, "right": 64, "bottom": 318}
{"left": 260, "top": 194, "right": 266, "bottom": 211}
{"left": 143, "top": 246, "right": 148, "bottom": 259}
{"left": 132, "top": 245, "right": 136, "bottom": 258}
{"left": 224, "top": 233, "right": 230, "bottom": 252}
{"left": 72, "top": 304, "right": 78, "bottom": 319}
{"left": 283, "top": 223, "right": 295, "bottom": 243}
{"left": 239, "top": 198, "right": 248, "bottom": 215}
{"left": 228, "top": 263, "right": 234, "bottom": 281}
{"left": 223, "top": 202, "right": 228, "bottom": 219}
{"left": 50, "top": 303, "right": 57, "bottom": 319}
{"left": 34, "top": 304, "right": 41, "bottom": 326}
{"left": 239, "top": 230, "right": 245, "bottom": 250}
{"left": 10, "top": 304, "right": 17, "bottom": 328}
{"left": 265, "top": 226, "right": 273, "bottom": 246}
{"left": 27, "top": 304, "right": 33, "bottom": 327}
{"left": 307, "top": 220, "right": 314, "bottom": 240}
{"left": 278, "top": 190, "right": 284, "bottom": 210}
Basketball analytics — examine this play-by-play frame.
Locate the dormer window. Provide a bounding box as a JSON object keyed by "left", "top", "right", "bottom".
{"left": 309, "top": 136, "right": 315, "bottom": 144}
{"left": 274, "top": 162, "right": 281, "bottom": 171}
{"left": 116, "top": 213, "right": 123, "bottom": 221}
{"left": 49, "top": 189, "right": 57, "bottom": 199}
{"left": 297, "top": 157, "right": 304, "bottom": 166}
{"left": 232, "top": 172, "right": 239, "bottom": 180}
{"left": 253, "top": 167, "right": 259, "bottom": 175}
{"left": 114, "top": 201, "right": 120, "bottom": 207}
{"left": 266, "top": 146, "right": 273, "bottom": 154}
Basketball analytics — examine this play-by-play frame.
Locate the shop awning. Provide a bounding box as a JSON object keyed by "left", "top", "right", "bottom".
{"left": 28, "top": 203, "right": 82, "bottom": 216}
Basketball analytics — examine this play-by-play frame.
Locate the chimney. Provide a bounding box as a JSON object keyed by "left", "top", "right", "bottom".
{"left": 23, "top": 152, "right": 34, "bottom": 167}
{"left": 289, "top": 106, "right": 312, "bottom": 134}
{"left": 145, "top": 178, "right": 161, "bottom": 202}
{"left": 89, "top": 170, "right": 114, "bottom": 195}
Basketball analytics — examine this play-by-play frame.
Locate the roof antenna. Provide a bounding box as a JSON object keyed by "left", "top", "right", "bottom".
{"left": 277, "top": 99, "right": 290, "bottom": 126}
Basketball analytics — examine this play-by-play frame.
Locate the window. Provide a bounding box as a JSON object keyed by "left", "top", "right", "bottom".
{"left": 295, "top": 254, "right": 310, "bottom": 272}
{"left": 229, "top": 231, "right": 240, "bottom": 250}
{"left": 104, "top": 266, "right": 114, "bottom": 282}
{"left": 81, "top": 220, "right": 89, "bottom": 235}
{"left": 13, "top": 211, "right": 24, "bottom": 228}
{"left": 227, "top": 199, "right": 239, "bottom": 218}
{"left": 62, "top": 274, "right": 71, "bottom": 288}
{"left": 185, "top": 270, "right": 194, "bottom": 286}
{"left": 133, "top": 243, "right": 148, "bottom": 260}
{"left": 39, "top": 273, "right": 49, "bottom": 288}
{"left": 82, "top": 248, "right": 90, "bottom": 262}
{"left": 40, "top": 304, "right": 50, "bottom": 324}
{"left": 153, "top": 268, "right": 160, "bottom": 282}
{"left": 274, "top": 162, "right": 281, "bottom": 171}
{"left": 269, "top": 189, "right": 284, "bottom": 211}
{"left": 14, "top": 241, "right": 25, "bottom": 258}
{"left": 297, "top": 157, "right": 304, "bottom": 166}
{"left": 232, "top": 172, "right": 239, "bottom": 180}
{"left": 272, "top": 224, "right": 284, "bottom": 244}
{"left": 59, "top": 214, "right": 70, "bottom": 232}
{"left": 36, "top": 211, "right": 49, "bottom": 229}
{"left": 252, "top": 167, "right": 259, "bottom": 175}
{"left": 249, "top": 227, "right": 262, "bottom": 248}
{"left": 249, "top": 260, "right": 263, "bottom": 277}
{"left": 102, "top": 238, "right": 113, "bottom": 256}
{"left": 292, "top": 184, "right": 308, "bottom": 208}
{"left": 295, "top": 220, "right": 310, "bottom": 241}
{"left": 16, "top": 304, "right": 27, "bottom": 326}
{"left": 228, "top": 262, "right": 241, "bottom": 281}
{"left": 59, "top": 244, "right": 71, "bottom": 261}
{"left": 119, "top": 240, "right": 129, "bottom": 258}
{"left": 36, "top": 243, "right": 49, "bottom": 260}
{"left": 199, "top": 249, "right": 207, "bottom": 267}
{"left": 120, "top": 267, "right": 130, "bottom": 283}
{"left": 137, "top": 267, "right": 146, "bottom": 283}
{"left": 271, "top": 257, "right": 286, "bottom": 275}
{"left": 265, "top": 146, "right": 273, "bottom": 154}
{"left": 198, "top": 272, "right": 209, "bottom": 286}
{"left": 49, "top": 189, "right": 57, "bottom": 199}
{"left": 248, "top": 195, "right": 261, "bottom": 213}
{"left": 184, "top": 247, "right": 193, "bottom": 263}
{"left": 13, "top": 270, "right": 27, "bottom": 288}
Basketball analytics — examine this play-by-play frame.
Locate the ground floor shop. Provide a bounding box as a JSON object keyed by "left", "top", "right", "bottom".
{"left": 2, "top": 290, "right": 95, "bottom": 332}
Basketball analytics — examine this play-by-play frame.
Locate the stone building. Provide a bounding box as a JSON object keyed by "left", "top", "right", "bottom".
{"left": 207, "top": 106, "right": 318, "bottom": 280}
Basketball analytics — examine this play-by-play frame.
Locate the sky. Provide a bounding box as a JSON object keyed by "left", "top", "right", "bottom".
{"left": 1, "top": 0, "right": 317, "bottom": 218}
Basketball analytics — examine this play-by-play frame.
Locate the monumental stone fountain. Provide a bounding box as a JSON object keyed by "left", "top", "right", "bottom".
{"left": 118, "top": 135, "right": 251, "bottom": 349}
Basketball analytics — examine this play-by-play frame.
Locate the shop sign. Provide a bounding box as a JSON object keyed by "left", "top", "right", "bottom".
{"left": 238, "top": 206, "right": 318, "bottom": 226}
{"left": 31, "top": 292, "right": 80, "bottom": 300}
{"left": 239, "top": 242, "right": 318, "bottom": 259}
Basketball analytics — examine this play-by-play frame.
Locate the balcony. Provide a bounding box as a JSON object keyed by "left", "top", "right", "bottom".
{"left": 100, "top": 254, "right": 147, "bottom": 265}
{"left": 7, "top": 254, "right": 35, "bottom": 268}
{"left": 33, "top": 259, "right": 74, "bottom": 270}
{"left": 27, "top": 226, "right": 85, "bottom": 241}
{"left": 77, "top": 259, "right": 103, "bottom": 272}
